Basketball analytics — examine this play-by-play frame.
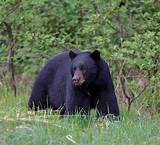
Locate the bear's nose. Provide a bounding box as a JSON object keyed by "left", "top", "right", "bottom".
{"left": 72, "top": 76, "right": 80, "bottom": 83}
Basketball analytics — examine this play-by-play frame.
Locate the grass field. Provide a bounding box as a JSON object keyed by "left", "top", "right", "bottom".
{"left": 0, "top": 86, "right": 160, "bottom": 145}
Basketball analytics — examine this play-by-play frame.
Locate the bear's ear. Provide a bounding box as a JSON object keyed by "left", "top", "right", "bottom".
{"left": 69, "top": 50, "right": 77, "bottom": 60}
{"left": 90, "top": 50, "right": 100, "bottom": 61}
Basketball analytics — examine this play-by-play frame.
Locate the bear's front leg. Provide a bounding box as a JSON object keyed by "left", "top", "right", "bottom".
{"left": 65, "top": 82, "right": 90, "bottom": 116}
{"left": 78, "top": 97, "right": 90, "bottom": 116}
{"left": 65, "top": 79, "right": 77, "bottom": 115}
{"left": 65, "top": 93, "right": 90, "bottom": 116}
{"left": 97, "top": 90, "right": 119, "bottom": 119}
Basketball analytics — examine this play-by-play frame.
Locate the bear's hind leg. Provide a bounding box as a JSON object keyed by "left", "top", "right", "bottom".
{"left": 28, "top": 80, "right": 48, "bottom": 111}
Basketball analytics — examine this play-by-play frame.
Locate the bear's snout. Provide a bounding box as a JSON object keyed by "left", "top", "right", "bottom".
{"left": 72, "top": 68, "right": 85, "bottom": 86}
{"left": 72, "top": 76, "right": 80, "bottom": 85}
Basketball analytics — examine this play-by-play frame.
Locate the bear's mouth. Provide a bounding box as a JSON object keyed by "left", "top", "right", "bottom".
{"left": 73, "top": 79, "right": 85, "bottom": 86}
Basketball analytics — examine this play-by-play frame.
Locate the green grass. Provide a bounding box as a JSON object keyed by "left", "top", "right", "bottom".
{"left": 0, "top": 86, "right": 160, "bottom": 145}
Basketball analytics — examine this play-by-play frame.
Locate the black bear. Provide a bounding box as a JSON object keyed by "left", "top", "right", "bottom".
{"left": 28, "top": 50, "right": 119, "bottom": 117}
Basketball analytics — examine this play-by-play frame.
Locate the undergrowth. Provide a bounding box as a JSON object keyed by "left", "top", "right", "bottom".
{"left": 0, "top": 86, "right": 159, "bottom": 145}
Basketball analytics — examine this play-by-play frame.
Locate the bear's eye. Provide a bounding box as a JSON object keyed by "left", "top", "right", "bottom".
{"left": 79, "top": 65, "right": 85, "bottom": 70}
{"left": 73, "top": 67, "right": 76, "bottom": 71}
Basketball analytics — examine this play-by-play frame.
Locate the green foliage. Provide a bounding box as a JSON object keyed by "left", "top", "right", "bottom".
{"left": 0, "top": 0, "right": 159, "bottom": 71}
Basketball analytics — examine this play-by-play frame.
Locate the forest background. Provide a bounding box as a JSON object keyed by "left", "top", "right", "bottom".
{"left": 0, "top": 1, "right": 160, "bottom": 144}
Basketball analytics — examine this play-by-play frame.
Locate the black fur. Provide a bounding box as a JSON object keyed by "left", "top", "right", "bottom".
{"left": 28, "top": 50, "right": 120, "bottom": 117}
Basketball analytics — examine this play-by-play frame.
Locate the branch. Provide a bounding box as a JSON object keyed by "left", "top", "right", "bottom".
{"left": 120, "top": 75, "right": 131, "bottom": 106}
{"left": 7, "top": 0, "right": 22, "bottom": 16}
{"left": 4, "top": 22, "right": 17, "bottom": 96}
{"left": 130, "top": 84, "right": 149, "bottom": 104}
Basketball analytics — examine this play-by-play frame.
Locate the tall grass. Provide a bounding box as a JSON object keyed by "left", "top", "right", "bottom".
{"left": 0, "top": 86, "right": 159, "bottom": 145}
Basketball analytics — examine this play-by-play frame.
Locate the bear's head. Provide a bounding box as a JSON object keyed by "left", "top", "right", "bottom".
{"left": 69, "top": 50, "right": 100, "bottom": 86}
